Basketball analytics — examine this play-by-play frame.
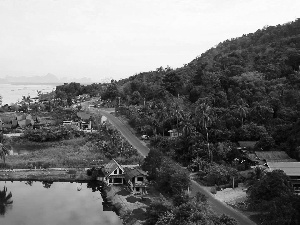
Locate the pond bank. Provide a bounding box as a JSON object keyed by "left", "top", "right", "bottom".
{"left": 0, "top": 168, "right": 90, "bottom": 182}
{"left": 0, "top": 168, "right": 151, "bottom": 225}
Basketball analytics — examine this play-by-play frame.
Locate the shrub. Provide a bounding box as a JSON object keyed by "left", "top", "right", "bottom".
{"left": 24, "top": 126, "right": 83, "bottom": 142}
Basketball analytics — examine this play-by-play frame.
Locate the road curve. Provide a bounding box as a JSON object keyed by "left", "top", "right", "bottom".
{"left": 97, "top": 108, "right": 255, "bottom": 225}
{"left": 190, "top": 181, "right": 255, "bottom": 225}
{"left": 97, "top": 109, "right": 150, "bottom": 158}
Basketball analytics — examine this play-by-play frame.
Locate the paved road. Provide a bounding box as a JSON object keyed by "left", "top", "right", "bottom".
{"left": 97, "top": 108, "right": 255, "bottom": 225}
{"left": 97, "top": 109, "right": 150, "bottom": 158}
{"left": 190, "top": 181, "right": 255, "bottom": 225}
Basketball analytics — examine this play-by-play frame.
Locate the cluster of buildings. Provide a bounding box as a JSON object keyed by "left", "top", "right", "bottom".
{"left": 244, "top": 149, "right": 300, "bottom": 194}
{"left": 0, "top": 113, "right": 40, "bottom": 130}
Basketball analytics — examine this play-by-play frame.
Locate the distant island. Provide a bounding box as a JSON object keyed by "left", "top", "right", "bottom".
{"left": 0, "top": 73, "right": 93, "bottom": 85}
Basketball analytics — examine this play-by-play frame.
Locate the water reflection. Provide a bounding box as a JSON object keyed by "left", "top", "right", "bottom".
{"left": 87, "top": 181, "right": 114, "bottom": 212}
{"left": 0, "top": 181, "right": 122, "bottom": 225}
{"left": 87, "top": 180, "right": 101, "bottom": 192}
{"left": 42, "top": 181, "right": 53, "bottom": 189}
{"left": 25, "top": 181, "right": 33, "bottom": 186}
{"left": 0, "top": 186, "right": 13, "bottom": 216}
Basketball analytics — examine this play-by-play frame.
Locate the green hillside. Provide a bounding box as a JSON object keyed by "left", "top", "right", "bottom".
{"left": 56, "top": 19, "right": 300, "bottom": 162}
{"left": 105, "top": 19, "right": 300, "bottom": 160}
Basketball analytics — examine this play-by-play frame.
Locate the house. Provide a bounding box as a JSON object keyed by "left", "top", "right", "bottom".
{"left": 80, "top": 121, "right": 92, "bottom": 131}
{"left": 62, "top": 120, "right": 92, "bottom": 132}
{"left": 103, "top": 159, "right": 125, "bottom": 185}
{"left": 30, "top": 97, "right": 39, "bottom": 104}
{"left": 95, "top": 160, "right": 149, "bottom": 193}
{"left": 124, "top": 167, "right": 148, "bottom": 194}
{"left": 18, "top": 119, "right": 34, "bottom": 128}
{"left": 168, "top": 129, "right": 182, "bottom": 138}
{"left": 0, "top": 115, "right": 16, "bottom": 129}
{"left": 267, "top": 161, "right": 300, "bottom": 194}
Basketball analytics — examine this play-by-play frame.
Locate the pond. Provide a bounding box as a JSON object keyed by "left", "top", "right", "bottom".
{"left": 0, "top": 181, "right": 122, "bottom": 225}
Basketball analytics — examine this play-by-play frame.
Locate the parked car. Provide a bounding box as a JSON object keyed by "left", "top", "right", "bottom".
{"left": 141, "top": 135, "right": 149, "bottom": 140}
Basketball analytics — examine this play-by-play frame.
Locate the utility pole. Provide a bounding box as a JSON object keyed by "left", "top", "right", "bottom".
{"left": 117, "top": 97, "right": 121, "bottom": 106}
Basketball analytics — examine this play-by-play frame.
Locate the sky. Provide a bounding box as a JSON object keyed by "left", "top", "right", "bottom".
{"left": 0, "top": 0, "right": 299, "bottom": 82}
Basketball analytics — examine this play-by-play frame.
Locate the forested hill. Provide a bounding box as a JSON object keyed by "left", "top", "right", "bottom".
{"left": 118, "top": 18, "right": 300, "bottom": 96}
{"left": 105, "top": 18, "right": 300, "bottom": 160}
{"left": 56, "top": 19, "right": 300, "bottom": 162}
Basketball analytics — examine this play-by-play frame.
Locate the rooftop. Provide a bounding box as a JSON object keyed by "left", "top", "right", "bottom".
{"left": 267, "top": 162, "right": 300, "bottom": 176}
{"left": 255, "top": 151, "right": 297, "bottom": 162}
{"left": 124, "top": 167, "right": 148, "bottom": 181}
{"left": 103, "top": 159, "right": 124, "bottom": 176}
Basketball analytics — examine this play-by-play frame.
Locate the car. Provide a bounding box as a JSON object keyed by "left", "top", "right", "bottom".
{"left": 141, "top": 135, "right": 149, "bottom": 140}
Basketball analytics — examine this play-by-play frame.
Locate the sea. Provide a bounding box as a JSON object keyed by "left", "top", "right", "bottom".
{"left": 0, "top": 83, "right": 58, "bottom": 105}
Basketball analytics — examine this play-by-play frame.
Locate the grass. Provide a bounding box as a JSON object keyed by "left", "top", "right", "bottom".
{"left": 2, "top": 132, "right": 144, "bottom": 169}
{"left": 2, "top": 137, "right": 106, "bottom": 169}
{"left": 1, "top": 107, "right": 144, "bottom": 169}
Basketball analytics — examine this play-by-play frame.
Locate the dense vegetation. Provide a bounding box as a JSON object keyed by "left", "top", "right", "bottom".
{"left": 101, "top": 19, "right": 300, "bottom": 224}
{"left": 98, "top": 19, "right": 300, "bottom": 164}
{"left": 247, "top": 169, "right": 300, "bottom": 224}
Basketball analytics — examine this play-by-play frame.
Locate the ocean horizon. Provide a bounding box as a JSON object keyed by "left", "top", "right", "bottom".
{"left": 0, "top": 83, "right": 57, "bottom": 105}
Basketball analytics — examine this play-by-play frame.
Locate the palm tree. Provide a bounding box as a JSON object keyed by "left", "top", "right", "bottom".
{"left": 171, "top": 99, "right": 183, "bottom": 131}
{"left": 156, "top": 103, "right": 169, "bottom": 137}
{"left": 0, "top": 143, "right": 9, "bottom": 165}
{"left": 233, "top": 98, "right": 249, "bottom": 126}
{"left": 0, "top": 186, "right": 13, "bottom": 216}
{"left": 181, "top": 111, "right": 193, "bottom": 138}
{"left": 196, "top": 102, "right": 213, "bottom": 162}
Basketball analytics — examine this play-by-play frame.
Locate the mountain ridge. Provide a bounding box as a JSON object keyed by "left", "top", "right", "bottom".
{"left": 0, "top": 73, "right": 93, "bottom": 84}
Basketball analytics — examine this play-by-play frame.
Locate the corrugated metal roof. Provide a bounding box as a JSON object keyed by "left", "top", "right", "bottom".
{"left": 255, "top": 151, "right": 295, "bottom": 162}
{"left": 267, "top": 162, "right": 300, "bottom": 176}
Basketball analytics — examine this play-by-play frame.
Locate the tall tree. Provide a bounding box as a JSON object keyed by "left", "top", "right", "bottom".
{"left": 196, "top": 101, "right": 213, "bottom": 162}
{"left": 232, "top": 98, "right": 249, "bottom": 126}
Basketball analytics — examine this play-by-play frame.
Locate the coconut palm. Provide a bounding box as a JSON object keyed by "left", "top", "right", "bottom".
{"left": 181, "top": 111, "right": 194, "bottom": 138}
{"left": 0, "top": 186, "right": 13, "bottom": 216}
{"left": 171, "top": 99, "right": 183, "bottom": 131}
{"left": 156, "top": 103, "right": 169, "bottom": 136}
{"left": 0, "top": 143, "right": 9, "bottom": 165}
{"left": 233, "top": 98, "right": 249, "bottom": 126}
{"left": 196, "top": 101, "right": 213, "bottom": 162}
